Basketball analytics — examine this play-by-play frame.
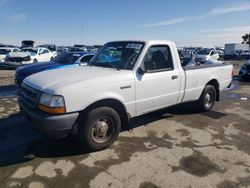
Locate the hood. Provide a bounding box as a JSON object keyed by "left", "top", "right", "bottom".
{"left": 8, "top": 52, "right": 31, "bottom": 58}
{"left": 16, "top": 61, "right": 68, "bottom": 75}
{"left": 23, "top": 66, "right": 133, "bottom": 94}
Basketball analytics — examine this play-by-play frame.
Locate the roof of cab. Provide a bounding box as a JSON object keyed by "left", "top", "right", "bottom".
{"left": 105, "top": 40, "right": 175, "bottom": 45}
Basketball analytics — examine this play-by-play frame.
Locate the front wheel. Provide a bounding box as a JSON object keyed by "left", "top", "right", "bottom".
{"left": 196, "top": 85, "right": 216, "bottom": 112}
{"left": 33, "top": 59, "right": 37, "bottom": 63}
{"left": 77, "top": 107, "right": 121, "bottom": 151}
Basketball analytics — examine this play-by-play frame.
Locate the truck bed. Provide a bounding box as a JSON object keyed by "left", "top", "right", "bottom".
{"left": 181, "top": 64, "right": 232, "bottom": 103}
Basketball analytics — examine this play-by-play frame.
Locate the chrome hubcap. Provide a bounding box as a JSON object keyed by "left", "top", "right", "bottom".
{"left": 95, "top": 121, "right": 109, "bottom": 137}
{"left": 91, "top": 117, "right": 114, "bottom": 143}
{"left": 205, "top": 92, "right": 213, "bottom": 108}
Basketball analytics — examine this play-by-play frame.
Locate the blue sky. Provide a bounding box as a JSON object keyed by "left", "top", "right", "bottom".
{"left": 0, "top": 0, "right": 249, "bottom": 47}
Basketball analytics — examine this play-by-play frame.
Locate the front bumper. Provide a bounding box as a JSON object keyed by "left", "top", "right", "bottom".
{"left": 19, "top": 102, "right": 79, "bottom": 139}
{"left": 4, "top": 61, "right": 32, "bottom": 67}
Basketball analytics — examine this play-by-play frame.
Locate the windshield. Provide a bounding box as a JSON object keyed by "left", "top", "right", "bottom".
{"left": 90, "top": 41, "right": 144, "bottom": 70}
{"left": 53, "top": 53, "right": 81, "bottom": 64}
{"left": 0, "top": 49, "right": 11, "bottom": 55}
{"left": 197, "top": 49, "right": 211, "bottom": 55}
{"left": 21, "top": 48, "right": 38, "bottom": 55}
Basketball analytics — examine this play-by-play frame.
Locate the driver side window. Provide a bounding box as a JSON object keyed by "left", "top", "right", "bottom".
{"left": 143, "top": 45, "right": 173, "bottom": 72}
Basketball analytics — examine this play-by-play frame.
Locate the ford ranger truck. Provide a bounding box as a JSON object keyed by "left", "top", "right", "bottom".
{"left": 18, "top": 40, "right": 233, "bottom": 151}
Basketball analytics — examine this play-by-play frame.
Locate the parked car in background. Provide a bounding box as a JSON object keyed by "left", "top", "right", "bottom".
{"left": 4, "top": 47, "right": 55, "bottom": 67}
{"left": 18, "top": 40, "right": 233, "bottom": 151}
{"left": 216, "top": 50, "right": 224, "bottom": 60}
{"left": 178, "top": 48, "right": 195, "bottom": 66}
{"left": 184, "top": 59, "right": 224, "bottom": 67}
{"left": 239, "top": 59, "right": 250, "bottom": 79}
{"left": 38, "top": 44, "right": 58, "bottom": 57}
{"left": 194, "top": 48, "right": 219, "bottom": 62}
{"left": 15, "top": 52, "right": 95, "bottom": 87}
{"left": 224, "top": 43, "right": 249, "bottom": 60}
{"left": 0, "top": 47, "right": 20, "bottom": 65}
{"left": 70, "top": 47, "right": 88, "bottom": 53}
{"left": 239, "top": 50, "right": 250, "bottom": 60}
{"left": 57, "top": 47, "right": 70, "bottom": 56}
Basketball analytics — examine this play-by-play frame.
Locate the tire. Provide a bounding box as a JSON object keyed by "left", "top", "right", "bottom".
{"left": 77, "top": 107, "right": 121, "bottom": 151}
{"left": 33, "top": 59, "right": 37, "bottom": 63}
{"left": 196, "top": 85, "right": 216, "bottom": 112}
{"left": 50, "top": 57, "right": 54, "bottom": 61}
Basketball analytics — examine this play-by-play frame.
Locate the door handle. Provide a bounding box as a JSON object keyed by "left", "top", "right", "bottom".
{"left": 172, "top": 75, "right": 179, "bottom": 80}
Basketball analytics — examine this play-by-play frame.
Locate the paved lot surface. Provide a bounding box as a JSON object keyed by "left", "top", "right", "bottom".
{"left": 0, "top": 62, "right": 250, "bottom": 188}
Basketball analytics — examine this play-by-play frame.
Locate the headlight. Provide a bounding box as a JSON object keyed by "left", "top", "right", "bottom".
{"left": 38, "top": 93, "right": 65, "bottom": 114}
{"left": 50, "top": 96, "right": 65, "bottom": 107}
{"left": 23, "top": 56, "right": 31, "bottom": 61}
{"left": 39, "top": 93, "right": 53, "bottom": 106}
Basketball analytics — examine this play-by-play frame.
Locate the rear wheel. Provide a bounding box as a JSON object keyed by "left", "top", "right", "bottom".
{"left": 77, "top": 107, "right": 121, "bottom": 151}
{"left": 33, "top": 59, "right": 37, "bottom": 63}
{"left": 196, "top": 85, "right": 216, "bottom": 112}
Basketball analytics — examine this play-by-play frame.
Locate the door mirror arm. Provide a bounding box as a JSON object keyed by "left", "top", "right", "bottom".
{"left": 138, "top": 67, "right": 146, "bottom": 75}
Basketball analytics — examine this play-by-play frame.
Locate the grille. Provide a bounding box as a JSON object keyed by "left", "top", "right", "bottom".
{"left": 7, "top": 57, "right": 24, "bottom": 62}
{"left": 20, "top": 84, "right": 41, "bottom": 109}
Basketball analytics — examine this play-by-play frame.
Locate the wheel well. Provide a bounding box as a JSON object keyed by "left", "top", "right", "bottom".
{"left": 206, "top": 79, "right": 220, "bottom": 101}
{"left": 82, "top": 99, "right": 130, "bottom": 131}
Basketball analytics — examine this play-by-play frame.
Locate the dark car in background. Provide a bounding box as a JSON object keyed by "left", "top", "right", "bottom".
{"left": 239, "top": 59, "right": 250, "bottom": 80}
{"left": 239, "top": 50, "right": 250, "bottom": 60}
{"left": 15, "top": 52, "right": 95, "bottom": 87}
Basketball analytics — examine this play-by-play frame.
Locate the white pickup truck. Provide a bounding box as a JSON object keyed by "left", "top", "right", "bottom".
{"left": 19, "top": 40, "right": 233, "bottom": 151}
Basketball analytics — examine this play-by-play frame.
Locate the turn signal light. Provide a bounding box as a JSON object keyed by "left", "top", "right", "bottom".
{"left": 38, "top": 104, "right": 65, "bottom": 114}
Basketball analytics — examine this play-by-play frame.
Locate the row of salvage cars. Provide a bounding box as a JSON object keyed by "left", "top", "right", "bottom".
{"left": 15, "top": 52, "right": 95, "bottom": 86}
{"left": 0, "top": 47, "right": 55, "bottom": 67}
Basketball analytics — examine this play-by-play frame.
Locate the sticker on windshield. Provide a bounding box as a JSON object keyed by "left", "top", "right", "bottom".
{"left": 126, "top": 44, "right": 143, "bottom": 50}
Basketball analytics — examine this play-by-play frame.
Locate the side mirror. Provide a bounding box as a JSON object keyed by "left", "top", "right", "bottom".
{"left": 138, "top": 67, "right": 146, "bottom": 75}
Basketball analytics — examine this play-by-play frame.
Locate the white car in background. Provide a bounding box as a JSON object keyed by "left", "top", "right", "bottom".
{"left": 194, "top": 48, "right": 219, "bottom": 62}
{"left": 4, "top": 47, "right": 55, "bottom": 67}
{"left": 37, "top": 44, "right": 58, "bottom": 58}
{"left": 0, "top": 47, "right": 20, "bottom": 66}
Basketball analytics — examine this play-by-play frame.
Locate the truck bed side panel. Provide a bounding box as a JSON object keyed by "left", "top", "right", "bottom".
{"left": 182, "top": 65, "right": 232, "bottom": 102}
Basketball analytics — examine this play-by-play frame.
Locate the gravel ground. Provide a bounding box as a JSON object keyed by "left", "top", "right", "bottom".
{"left": 0, "top": 61, "right": 250, "bottom": 188}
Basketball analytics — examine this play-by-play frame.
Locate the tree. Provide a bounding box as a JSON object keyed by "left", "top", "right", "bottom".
{"left": 242, "top": 33, "right": 250, "bottom": 45}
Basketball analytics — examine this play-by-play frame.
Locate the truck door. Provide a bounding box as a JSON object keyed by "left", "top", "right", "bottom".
{"left": 135, "top": 45, "right": 181, "bottom": 115}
